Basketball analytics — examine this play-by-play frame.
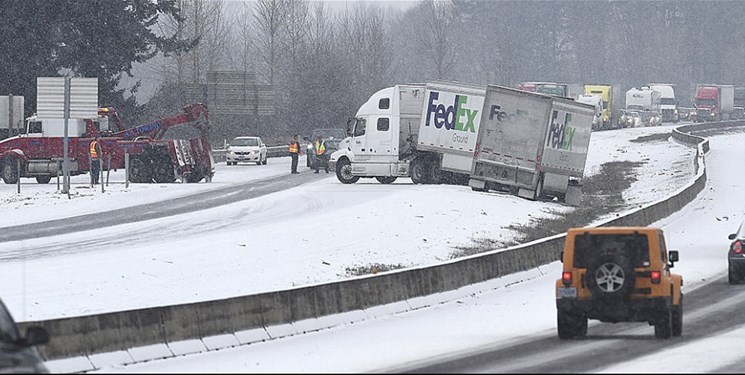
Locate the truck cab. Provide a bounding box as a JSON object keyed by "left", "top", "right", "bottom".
{"left": 583, "top": 85, "right": 614, "bottom": 129}
{"left": 331, "top": 84, "right": 426, "bottom": 184}
{"left": 576, "top": 94, "right": 603, "bottom": 130}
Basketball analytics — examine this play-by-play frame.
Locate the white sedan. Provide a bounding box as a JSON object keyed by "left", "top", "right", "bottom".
{"left": 226, "top": 136, "right": 267, "bottom": 165}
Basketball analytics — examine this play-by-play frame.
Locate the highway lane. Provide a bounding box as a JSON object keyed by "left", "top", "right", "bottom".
{"left": 0, "top": 169, "right": 327, "bottom": 244}
{"left": 404, "top": 275, "right": 745, "bottom": 373}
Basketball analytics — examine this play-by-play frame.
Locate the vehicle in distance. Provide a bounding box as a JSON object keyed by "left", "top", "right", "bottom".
{"left": 556, "top": 227, "right": 682, "bottom": 339}
{"left": 305, "top": 128, "right": 346, "bottom": 168}
{"left": 0, "top": 298, "right": 50, "bottom": 373}
{"left": 727, "top": 220, "right": 745, "bottom": 284}
{"left": 226, "top": 136, "right": 267, "bottom": 166}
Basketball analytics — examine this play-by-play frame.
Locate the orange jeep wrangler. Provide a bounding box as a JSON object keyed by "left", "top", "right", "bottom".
{"left": 555, "top": 227, "right": 683, "bottom": 339}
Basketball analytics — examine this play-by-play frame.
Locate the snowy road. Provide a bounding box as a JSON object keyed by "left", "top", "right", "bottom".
{"left": 0, "top": 125, "right": 697, "bottom": 322}
{"left": 82, "top": 129, "right": 745, "bottom": 373}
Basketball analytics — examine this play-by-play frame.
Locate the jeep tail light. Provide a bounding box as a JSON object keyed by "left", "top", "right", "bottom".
{"left": 562, "top": 271, "right": 572, "bottom": 286}
{"left": 734, "top": 241, "right": 742, "bottom": 254}
{"left": 651, "top": 270, "right": 661, "bottom": 284}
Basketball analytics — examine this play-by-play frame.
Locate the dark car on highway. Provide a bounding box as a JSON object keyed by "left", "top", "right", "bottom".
{"left": 0, "top": 298, "right": 50, "bottom": 373}
{"left": 728, "top": 221, "right": 745, "bottom": 284}
{"left": 305, "top": 128, "right": 346, "bottom": 169}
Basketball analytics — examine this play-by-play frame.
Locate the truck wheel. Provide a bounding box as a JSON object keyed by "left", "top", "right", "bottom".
{"left": 2, "top": 160, "right": 18, "bottom": 184}
{"left": 654, "top": 307, "right": 673, "bottom": 339}
{"left": 36, "top": 175, "right": 52, "bottom": 184}
{"left": 376, "top": 176, "right": 397, "bottom": 184}
{"left": 410, "top": 158, "right": 430, "bottom": 184}
{"left": 336, "top": 159, "right": 359, "bottom": 184}
{"left": 128, "top": 158, "right": 149, "bottom": 183}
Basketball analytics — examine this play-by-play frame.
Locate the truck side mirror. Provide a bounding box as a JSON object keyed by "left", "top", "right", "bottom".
{"left": 23, "top": 326, "right": 50, "bottom": 347}
{"left": 729, "top": 233, "right": 737, "bottom": 240}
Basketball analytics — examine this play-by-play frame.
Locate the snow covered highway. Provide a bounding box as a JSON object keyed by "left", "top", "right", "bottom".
{"left": 83, "top": 128, "right": 745, "bottom": 374}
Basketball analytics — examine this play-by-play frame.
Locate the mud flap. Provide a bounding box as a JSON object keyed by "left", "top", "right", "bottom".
{"left": 565, "top": 184, "right": 582, "bottom": 206}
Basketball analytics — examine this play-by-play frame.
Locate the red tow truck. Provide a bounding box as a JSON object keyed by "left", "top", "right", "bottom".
{"left": 0, "top": 103, "right": 214, "bottom": 184}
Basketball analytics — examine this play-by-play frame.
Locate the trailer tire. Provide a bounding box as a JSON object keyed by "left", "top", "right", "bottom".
{"left": 410, "top": 158, "right": 429, "bottom": 184}
{"left": 36, "top": 175, "right": 52, "bottom": 184}
{"left": 2, "top": 160, "right": 19, "bottom": 184}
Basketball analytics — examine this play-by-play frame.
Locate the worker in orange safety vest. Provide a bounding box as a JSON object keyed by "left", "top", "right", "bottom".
{"left": 89, "top": 134, "right": 103, "bottom": 184}
{"left": 289, "top": 134, "right": 302, "bottom": 174}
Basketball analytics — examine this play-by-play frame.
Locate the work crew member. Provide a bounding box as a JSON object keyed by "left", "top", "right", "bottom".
{"left": 314, "top": 134, "right": 329, "bottom": 174}
{"left": 289, "top": 134, "right": 302, "bottom": 174}
{"left": 90, "top": 134, "right": 103, "bottom": 184}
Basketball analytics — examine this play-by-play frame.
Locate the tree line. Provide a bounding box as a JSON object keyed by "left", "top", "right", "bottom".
{"left": 1, "top": 0, "right": 744, "bottom": 145}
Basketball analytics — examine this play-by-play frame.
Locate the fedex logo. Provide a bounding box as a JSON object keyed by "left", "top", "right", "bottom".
{"left": 424, "top": 91, "right": 479, "bottom": 133}
{"left": 546, "top": 110, "right": 575, "bottom": 151}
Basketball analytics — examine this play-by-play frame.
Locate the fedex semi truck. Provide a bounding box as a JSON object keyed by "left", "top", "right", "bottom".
{"left": 468, "top": 85, "right": 595, "bottom": 206}
{"left": 331, "top": 81, "right": 485, "bottom": 185}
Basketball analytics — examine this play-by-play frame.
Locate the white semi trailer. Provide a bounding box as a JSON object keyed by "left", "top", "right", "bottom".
{"left": 468, "top": 85, "right": 595, "bottom": 206}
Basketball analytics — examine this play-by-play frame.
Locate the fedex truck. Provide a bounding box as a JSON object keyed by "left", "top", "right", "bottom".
{"left": 469, "top": 85, "right": 595, "bottom": 206}
{"left": 331, "top": 81, "right": 485, "bottom": 185}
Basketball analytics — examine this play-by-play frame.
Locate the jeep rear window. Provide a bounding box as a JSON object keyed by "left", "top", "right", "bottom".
{"left": 573, "top": 233, "right": 650, "bottom": 268}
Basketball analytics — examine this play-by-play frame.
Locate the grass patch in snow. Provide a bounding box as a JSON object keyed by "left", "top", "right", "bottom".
{"left": 343, "top": 263, "right": 409, "bottom": 277}
{"left": 630, "top": 133, "right": 671, "bottom": 143}
{"left": 449, "top": 160, "right": 644, "bottom": 258}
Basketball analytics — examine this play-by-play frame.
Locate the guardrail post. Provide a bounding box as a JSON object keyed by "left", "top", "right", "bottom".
{"left": 106, "top": 154, "right": 111, "bottom": 187}
{"left": 125, "top": 151, "right": 129, "bottom": 188}
{"left": 56, "top": 160, "right": 61, "bottom": 191}
{"left": 16, "top": 158, "right": 20, "bottom": 194}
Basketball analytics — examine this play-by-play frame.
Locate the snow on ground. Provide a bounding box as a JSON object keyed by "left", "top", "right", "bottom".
{"left": 0, "top": 158, "right": 295, "bottom": 228}
{"left": 0, "top": 126, "right": 695, "bottom": 322}
{"left": 87, "top": 130, "right": 745, "bottom": 374}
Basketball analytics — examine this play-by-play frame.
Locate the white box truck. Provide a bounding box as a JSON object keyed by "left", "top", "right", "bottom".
{"left": 468, "top": 85, "right": 594, "bottom": 206}
{"left": 331, "top": 81, "right": 485, "bottom": 185}
{"left": 648, "top": 83, "right": 679, "bottom": 122}
{"left": 625, "top": 87, "right": 661, "bottom": 112}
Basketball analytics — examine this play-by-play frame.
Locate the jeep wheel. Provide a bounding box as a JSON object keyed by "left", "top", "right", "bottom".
{"left": 672, "top": 297, "right": 683, "bottom": 337}
{"left": 586, "top": 253, "right": 635, "bottom": 299}
{"left": 654, "top": 306, "right": 673, "bottom": 339}
{"left": 557, "top": 310, "right": 587, "bottom": 340}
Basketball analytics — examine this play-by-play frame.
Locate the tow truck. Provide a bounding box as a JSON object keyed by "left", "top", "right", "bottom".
{"left": 0, "top": 103, "right": 214, "bottom": 184}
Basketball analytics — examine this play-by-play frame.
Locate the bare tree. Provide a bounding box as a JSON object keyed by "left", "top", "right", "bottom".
{"left": 252, "top": 0, "right": 287, "bottom": 85}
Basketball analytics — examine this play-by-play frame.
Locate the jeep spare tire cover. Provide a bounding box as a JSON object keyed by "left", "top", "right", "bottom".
{"left": 586, "top": 252, "right": 636, "bottom": 299}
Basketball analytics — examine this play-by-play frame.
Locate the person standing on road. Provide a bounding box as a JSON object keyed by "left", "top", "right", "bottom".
{"left": 314, "top": 134, "right": 329, "bottom": 174}
{"left": 289, "top": 134, "right": 302, "bottom": 174}
{"left": 89, "top": 134, "right": 103, "bottom": 184}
